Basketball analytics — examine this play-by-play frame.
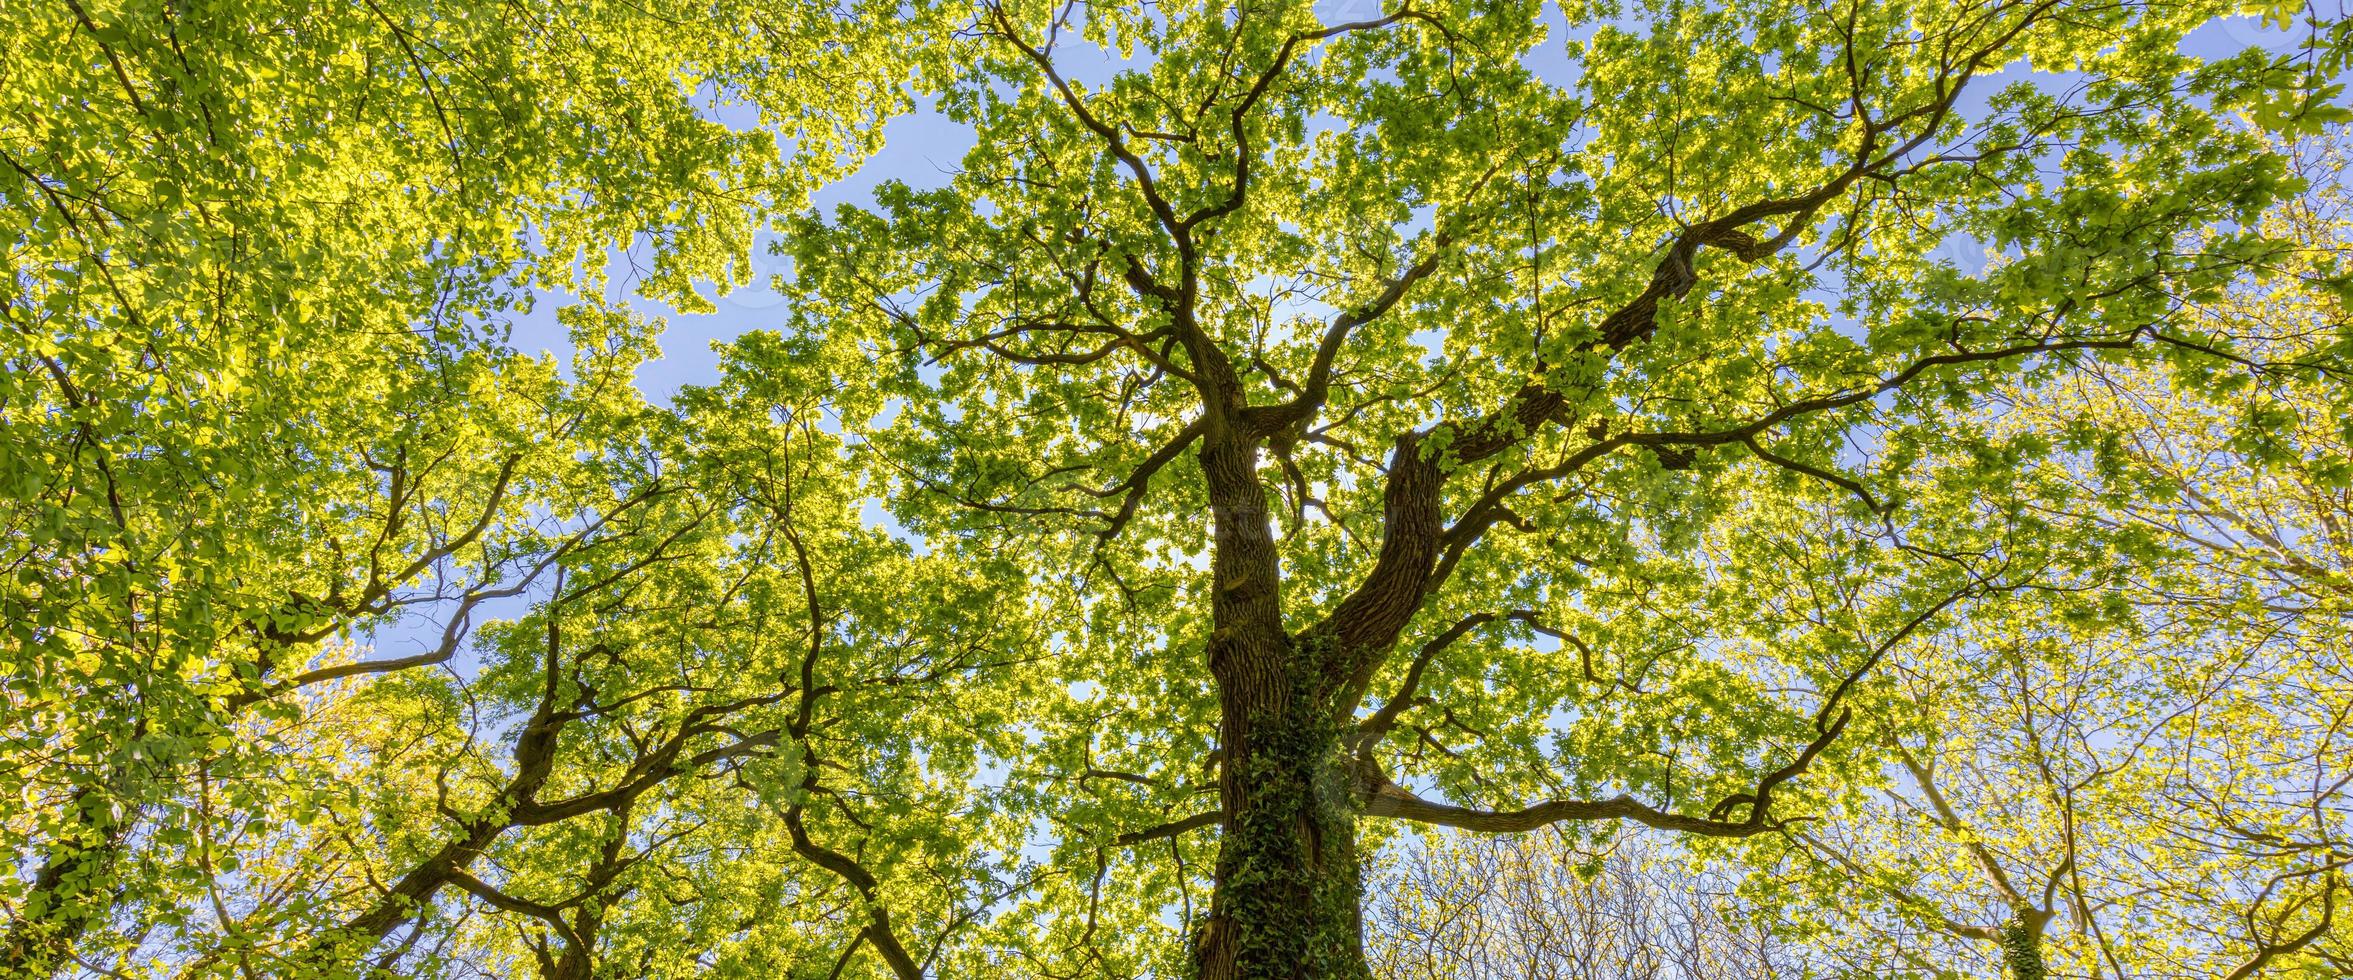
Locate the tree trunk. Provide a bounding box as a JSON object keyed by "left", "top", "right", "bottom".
{"left": 1193, "top": 690, "right": 1371, "bottom": 980}
{"left": 545, "top": 910, "right": 599, "bottom": 980}
{"left": 1191, "top": 434, "right": 1372, "bottom": 980}
{"left": 2000, "top": 909, "right": 2049, "bottom": 980}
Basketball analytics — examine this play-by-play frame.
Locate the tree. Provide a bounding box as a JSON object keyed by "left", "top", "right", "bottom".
{"left": 774, "top": 0, "right": 2343, "bottom": 974}
{"left": 8, "top": 327, "right": 1050, "bottom": 980}
{"left": 1365, "top": 829, "right": 1816, "bottom": 979}
{"left": 1730, "top": 130, "right": 2353, "bottom": 980}
{"left": 1766, "top": 590, "right": 2351, "bottom": 979}
{"left": 7, "top": 0, "right": 2351, "bottom": 977}
{"left": 2, "top": 0, "right": 915, "bottom": 974}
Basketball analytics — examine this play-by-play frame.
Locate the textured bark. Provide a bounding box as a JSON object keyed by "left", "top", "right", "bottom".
{"left": 1192, "top": 699, "right": 1371, "bottom": 980}
{"left": 1322, "top": 436, "right": 1444, "bottom": 714}
{"left": 1192, "top": 396, "right": 1580, "bottom": 979}
{"left": 1193, "top": 432, "right": 1373, "bottom": 980}
{"left": 2001, "top": 911, "right": 2049, "bottom": 980}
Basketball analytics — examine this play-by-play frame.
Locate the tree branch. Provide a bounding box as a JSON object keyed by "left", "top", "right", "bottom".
{"left": 1113, "top": 810, "right": 1224, "bottom": 848}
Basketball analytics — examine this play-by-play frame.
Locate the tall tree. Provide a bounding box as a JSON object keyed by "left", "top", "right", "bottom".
{"left": 776, "top": 0, "right": 2343, "bottom": 974}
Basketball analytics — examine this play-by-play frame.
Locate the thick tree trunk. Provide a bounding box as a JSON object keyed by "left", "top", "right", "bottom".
{"left": 1191, "top": 435, "right": 1372, "bottom": 980}
{"left": 545, "top": 909, "right": 600, "bottom": 980}
{"left": 1194, "top": 691, "right": 1371, "bottom": 980}
{"left": 2000, "top": 909, "right": 2049, "bottom": 980}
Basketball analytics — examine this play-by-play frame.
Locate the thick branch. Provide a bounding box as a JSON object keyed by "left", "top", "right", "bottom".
{"left": 1113, "top": 811, "right": 1224, "bottom": 848}
{"left": 1362, "top": 780, "right": 1775, "bottom": 838}
{"left": 1367, "top": 586, "right": 1970, "bottom": 840}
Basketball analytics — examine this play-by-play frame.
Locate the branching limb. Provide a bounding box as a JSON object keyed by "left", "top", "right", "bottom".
{"left": 1365, "top": 585, "right": 1973, "bottom": 840}
{"left": 1113, "top": 811, "right": 1224, "bottom": 848}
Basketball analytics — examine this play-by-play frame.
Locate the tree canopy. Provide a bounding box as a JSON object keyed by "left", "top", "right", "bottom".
{"left": 4, "top": 0, "right": 2350, "bottom": 978}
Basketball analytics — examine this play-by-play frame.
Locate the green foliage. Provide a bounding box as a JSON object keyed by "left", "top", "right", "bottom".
{"left": 4, "top": 0, "right": 2348, "bottom": 977}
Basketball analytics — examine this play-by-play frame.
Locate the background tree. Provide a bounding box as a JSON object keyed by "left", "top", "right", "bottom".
{"left": 17, "top": 343, "right": 1050, "bottom": 980}
{"left": 1365, "top": 830, "right": 1815, "bottom": 980}
{"left": 2, "top": 0, "right": 918, "bottom": 974}
{"left": 1740, "top": 130, "right": 2353, "bottom": 980}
